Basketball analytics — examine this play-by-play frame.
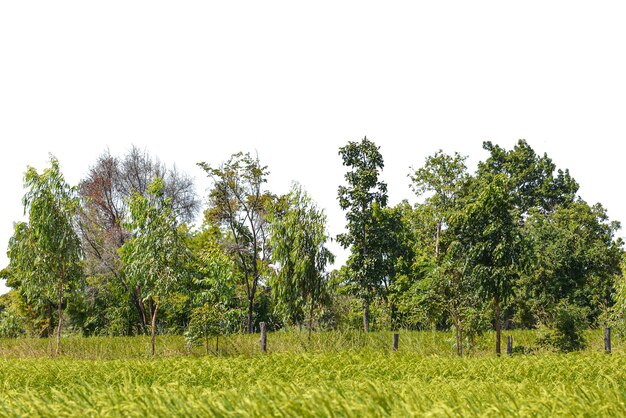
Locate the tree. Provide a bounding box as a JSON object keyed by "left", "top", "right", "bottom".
{"left": 119, "top": 178, "right": 191, "bottom": 355}
{"left": 372, "top": 202, "right": 415, "bottom": 330}
{"left": 410, "top": 151, "right": 468, "bottom": 259}
{"left": 185, "top": 224, "right": 236, "bottom": 354}
{"left": 337, "top": 137, "right": 388, "bottom": 332}
{"left": 408, "top": 151, "right": 473, "bottom": 343}
{"left": 7, "top": 156, "right": 82, "bottom": 355}
{"left": 198, "top": 152, "right": 273, "bottom": 334}
{"left": 420, "top": 242, "right": 478, "bottom": 356}
{"left": 269, "top": 183, "right": 334, "bottom": 340}
{"left": 457, "top": 174, "right": 527, "bottom": 355}
{"left": 77, "top": 146, "right": 198, "bottom": 334}
{"left": 521, "top": 201, "right": 623, "bottom": 324}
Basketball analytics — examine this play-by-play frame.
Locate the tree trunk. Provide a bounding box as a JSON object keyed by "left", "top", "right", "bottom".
{"left": 453, "top": 310, "right": 462, "bottom": 357}
{"left": 390, "top": 302, "right": 398, "bottom": 331}
{"left": 205, "top": 334, "right": 209, "bottom": 355}
{"left": 150, "top": 301, "right": 160, "bottom": 356}
{"left": 216, "top": 334, "right": 219, "bottom": 354}
{"left": 56, "top": 282, "right": 63, "bottom": 356}
{"left": 48, "top": 304, "right": 54, "bottom": 338}
{"left": 134, "top": 286, "right": 148, "bottom": 334}
{"left": 363, "top": 300, "right": 370, "bottom": 333}
{"left": 435, "top": 221, "right": 441, "bottom": 259}
{"left": 247, "top": 298, "right": 254, "bottom": 334}
{"left": 494, "top": 297, "right": 501, "bottom": 356}
{"left": 132, "top": 287, "right": 147, "bottom": 334}
{"left": 308, "top": 300, "right": 314, "bottom": 342}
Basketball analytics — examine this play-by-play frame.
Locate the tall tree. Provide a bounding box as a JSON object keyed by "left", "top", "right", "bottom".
{"left": 337, "top": 137, "right": 388, "bottom": 332}
{"left": 458, "top": 174, "right": 527, "bottom": 355}
{"left": 464, "top": 140, "right": 583, "bottom": 353}
{"left": 269, "top": 183, "right": 334, "bottom": 340}
{"left": 521, "top": 201, "right": 623, "bottom": 323}
{"left": 78, "top": 146, "right": 198, "bottom": 334}
{"left": 7, "top": 156, "right": 82, "bottom": 355}
{"left": 409, "top": 151, "right": 476, "bottom": 351}
{"left": 198, "top": 152, "right": 273, "bottom": 334}
{"left": 373, "top": 202, "right": 415, "bottom": 330}
{"left": 119, "top": 178, "right": 191, "bottom": 355}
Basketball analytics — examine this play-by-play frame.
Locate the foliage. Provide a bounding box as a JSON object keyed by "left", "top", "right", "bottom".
{"left": 198, "top": 152, "right": 274, "bottom": 333}
{"left": 77, "top": 146, "right": 199, "bottom": 334}
{"left": 184, "top": 225, "right": 236, "bottom": 349}
{"left": 410, "top": 150, "right": 468, "bottom": 259}
{"left": 458, "top": 173, "right": 527, "bottom": 353}
{"left": 0, "top": 291, "right": 27, "bottom": 338}
{"left": 269, "top": 183, "right": 334, "bottom": 338}
{"left": 521, "top": 202, "right": 623, "bottom": 325}
{"left": 609, "top": 257, "right": 626, "bottom": 336}
{"left": 185, "top": 303, "right": 226, "bottom": 354}
{"left": 6, "top": 156, "right": 82, "bottom": 354}
{"left": 337, "top": 137, "right": 388, "bottom": 332}
{"left": 119, "top": 178, "right": 191, "bottom": 355}
{"left": 537, "top": 300, "right": 589, "bottom": 352}
{"left": 2, "top": 140, "right": 623, "bottom": 345}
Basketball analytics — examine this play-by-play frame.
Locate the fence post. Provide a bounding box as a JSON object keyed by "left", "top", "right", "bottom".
{"left": 605, "top": 327, "right": 611, "bottom": 354}
{"left": 260, "top": 322, "right": 267, "bottom": 353}
{"left": 507, "top": 336, "right": 513, "bottom": 356}
{"left": 392, "top": 333, "right": 399, "bottom": 351}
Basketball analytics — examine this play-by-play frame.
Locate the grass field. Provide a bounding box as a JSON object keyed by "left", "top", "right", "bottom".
{"left": 0, "top": 331, "right": 624, "bottom": 417}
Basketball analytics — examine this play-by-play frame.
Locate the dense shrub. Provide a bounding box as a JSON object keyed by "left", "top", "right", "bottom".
{"left": 537, "top": 300, "right": 589, "bottom": 352}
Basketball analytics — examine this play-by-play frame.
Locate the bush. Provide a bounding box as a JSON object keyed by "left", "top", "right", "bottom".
{"left": 537, "top": 301, "right": 588, "bottom": 352}
{"left": 0, "top": 309, "right": 27, "bottom": 338}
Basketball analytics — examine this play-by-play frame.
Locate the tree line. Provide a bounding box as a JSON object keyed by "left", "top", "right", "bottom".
{"left": 1, "top": 139, "right": 624, "bottom": 355}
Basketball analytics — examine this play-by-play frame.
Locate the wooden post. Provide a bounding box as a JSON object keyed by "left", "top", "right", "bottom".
{"left": 507, "top": 336, "right": 513, "bottom": 356}
{"left": 605, "top": 327, "right": 611, "bottom": 354}
{"left": 260, "top": 322, "right": 267, "bottom": 353}
{"left": 392, "top": 333, "right": 399, "bottom": 351}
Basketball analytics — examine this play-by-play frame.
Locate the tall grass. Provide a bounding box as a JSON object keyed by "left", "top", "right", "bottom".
{"left": 0, "top": 351, "right": 625, "bottom": 416}
{"left": 0, "top": 330, "right": 623, "bottom": 416}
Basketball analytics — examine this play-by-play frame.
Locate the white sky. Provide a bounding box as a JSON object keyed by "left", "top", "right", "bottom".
{"left": 2, "top": 1, "right": 626, "bottom": 295}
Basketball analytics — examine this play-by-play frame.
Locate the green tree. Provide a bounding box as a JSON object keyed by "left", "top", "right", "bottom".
{"left": 458, "top": 174, "right": 527, "bottom": 355}
{"left": 337, "top": 137, "right": 388, "bottom": 332}
{"left": 521, "top": 202, "right": 623, "bottom": 324}
{"left": 77, "top": 146, "right": 199, "bottom": 335}
{"left": 269, "top": 183, "right": 334, "bottom": 340}
{"left": 372, "top": 202, "right": 415, "bottom": 330}
{"left": 464, "top": 140, "right": 583, "bottom": 353}
{"left": 119, "top": 178, "right": 191, "bottom": 355}
{"left": 185, "top": 224, "right": 235, "bottom": 354}
{"left": 418, "top": 241, "right": 481, "bottom": 356}
{"left": 409, "top": 151, "right": 474, "bottom": 346}
{"left": 6, "top": 156, "right": 82, "bottom": 355}
{"left": 198, "top": 152, "right": 273, "bottom": 334}
{"left": 410, "top": 151, "right": 468, "bottom": 259}
{"left": 477, "top": 140, "right": 621, "bottom": 332}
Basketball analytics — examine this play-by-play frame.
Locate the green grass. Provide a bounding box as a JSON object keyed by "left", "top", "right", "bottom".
{"left": 0, "top": 330, "right": 624, "bottom": 416}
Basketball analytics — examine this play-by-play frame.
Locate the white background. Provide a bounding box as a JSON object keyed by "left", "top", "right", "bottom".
{"left": 2, "top": 1, "right": 626, "bottom": 294}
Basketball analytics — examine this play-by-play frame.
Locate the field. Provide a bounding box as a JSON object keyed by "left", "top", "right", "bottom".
{"left": 1, "top": 331, "right": 625, "bottom": 417}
